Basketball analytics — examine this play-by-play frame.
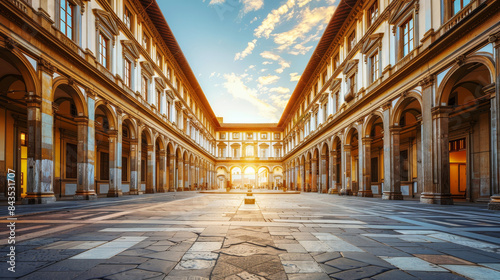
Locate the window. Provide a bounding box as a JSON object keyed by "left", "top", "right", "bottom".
{"left": 348, "top": 73, "right": 357, "bottom": 93}
{"left": 233, "top": 148, "right": 238, "bottom": 158}
{"left": 98, "top": 33, "right": 109, "bottom": 68}
{"left": 143, "top": 32, "right": 150, "bottom": 53}
{"left": 124, "top": 58, "right": 132, "bottom": 88}
{"left": 100, "top": 152, "right": 109, "bottom": 180}
{"left": 141, "top": 76, "right": 148, "bottom": 100}
{"left": 220, "top": 133, "right": 226, "bottom": 139}
{"left": 233, "top": 132, "right": 239, "bottom": 139}
{"left": 452, "top": 0, "right": 471, "bottom": 16}
{"left": 124, "top": 7, "right": 132, "bottom": 31}
{"left": 348, "top": 29, "right": 356, "bottom": 52}
{"left": 157, "top": 89, "right": 162, "bottom": 110}
{"left": 247, "top": 132, "right": 253, "bottom": 139}
{"left": 369, "top": 51, "right": 379, "bottom": 83}
{"left": 246, "top": 146, "right": 254, "bottom": 157}
{"left": 122, "top": 157, "right": 128, "bottom": 181}
{"left": 274, "top": 133, "right": 280, "bottom": 140}
{"left": 323, "top": 103, "right": 328, "bottom": 122}
{"left": 314, "top": 84, "right": 318, "bottom": 96}
{"left": 322, "top": 69, "right": 328, "bottom": 86}
{"left": 65, "top": 143, "right": 77, "bottom": 179}
{"left": 167, "top": 67, "right": 172, "bottom": 81}
{"left": 275, "top": 148, "right": 281, "bottom": 157}
{"left": 401, "top": 17, "right": 414, "bottom": 57}
{"left": 141, "top": 159, "right": 146, "bottom": 182}
{"left": 60, "top": 0, "right": 74, "bottom": 40}
{"left": 261, "top": 133, "right": 267, "bottom": 139}
{"left": 261, "top": 149, "right": 267, "bottom": 158}
{"left": 167, "top": 101, "right": 171, "bottom": 119}
{"left": 368, "top": 1, "right": 378, "bottom": 27}
{"left": 156, "top": 52, "right": 162, "bottom": 68}
{"left": 333, "top": 53, "right": 340, "bottom": 71}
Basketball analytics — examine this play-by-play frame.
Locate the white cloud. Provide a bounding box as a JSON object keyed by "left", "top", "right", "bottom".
{"left": 258, "top": 75, "right": 280, "bottom": 85}
{"left": 260, "top": 51, "right": 281, "bottom": 61}
{"left": 248, "top": 65, "right": 256, "bottom": 69}
{"left": 297, "top": 0, "right": 312, "bottom": 7}
{"left": 260, "top": 68, "right": 268, "bottom": 72}
{"left": 209, "top": 72, "right": 216, "bottom": 78}
{"left": 289, "top": 44, "right": 313, "bottom": 55}
{"left": 254, "top": 0, "right": 295, "bottom": 39}
{"left": 290, "top": 72, "right": 301, "bottom": 82}
{"left": 270, "top": 87, "right": 290, "bottom": 94}
{"left": 222, "top": 73, "right": 278, "bottom": 121}
{"left": 263, "top": 61, "right": 273, "bottom": 65}
{"left": 275, "top": 60, "right": 291, "bottom": 73}
{"left": 242, "top": 0, "right": 264, "bottom": 14}
{"left": 273, "top": 6, "right": 335, "bottom": 51}
{"left": 208, "top": 0, "right": 225, "bottom": 4}
{"left": 234, "top": 39, "right": 257, "bottom": 60}
{"left": 250, "top": 16, "right": 258, "bottom": 24}
{"left": 270, "top": 94, "right": 292, "bottom": 109}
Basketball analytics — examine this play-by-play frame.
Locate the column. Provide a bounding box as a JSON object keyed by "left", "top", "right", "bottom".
{"left": 107, "top": 129, "right": 123, "bottom": 197}
{"left": 299, "top": 163, "right": 304, "bottom": 191}
{"left": 359, "top": 137, "right": 373, "bottom": 197}
{"left": 23, "top": 60, "right": 56, "bottom": 204}
{"left": 184, "top": 160, "right": 190, "bottom": 190}
{"left": 190, "top": 163, "right": 195, "bottom": 190}
{"left": 145, "top": 144, "right": 155, "bottom": 193}
{"left": 321, "top": 154, "right": 327, "bottom": 193}
{"left": 421, "top": 107, "right": 453, "bottom": 204}
{"left": 488, "top": 33, "right": 500, "bottom": 210}
{"left": 419, "top": 76, "right": 435, "bottom": 203}
{"left": 75, "top": 114, "right": 97, "bottom": 200}
{"left": 330, "top": 150, "right": 337, "bottom": 194}
{"left": 341, "top": 145, "right": 352, "bottom": 195}
{"left": 383, "top": 126, "right": 403, "bottom": 200}
{"left": 129, "top": 139, "right": 141, "bottom": 194}
{"left": 158, "top": 151, "right": 167, "bottom": 192}
{"left": 177, "top": 157, "right": 183, "bottom": 191}
{"left": 311, "top": 158, "right": 318, "bottom": 192}
{"left": 168, "top": 154, "right": 176, "bottom": 192}
{"left": 382, "top": 103, "right": 393, "bottom": 199}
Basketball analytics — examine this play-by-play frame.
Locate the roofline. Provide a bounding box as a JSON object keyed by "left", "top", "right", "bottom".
{"left": 277, "top": 0, "right": 358, "bottom": 127}
{"left": 140, "top": 0, "right": 221, "bottom": 127}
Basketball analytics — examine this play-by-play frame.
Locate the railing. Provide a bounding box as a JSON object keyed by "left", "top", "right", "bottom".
{"left": 436, "top": 0, "right": 479, "bottom": 37}
{"left": 9, "top": 0, "right": 31, "bottom": 14}
{"left": 393, "top": 46, "right": 420, "bottom": 73}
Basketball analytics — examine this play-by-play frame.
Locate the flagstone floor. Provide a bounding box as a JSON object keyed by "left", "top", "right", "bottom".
{"left": 1, "top": 192, "right": 500, "bottom": 279}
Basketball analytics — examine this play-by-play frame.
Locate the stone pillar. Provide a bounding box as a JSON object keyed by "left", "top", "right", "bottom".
{"left": 382, "top": 103, "right": 393, "bottom": 199}
{"left": 190, "top": 163, "right": 195, "bottom": 190}
{"left": 157, "top": 151, "right": 167, "bottom": 192}
{"left": 145, "top": 144, "right": 155, "bottom": 193}
{"left": 184, "top": 160, "right": 190, "bottom": 190}
{"left": 321, "top": 154, "right": 327, "bottom": 193}
{"left": 177, "top": 157, "right": 183, "bottom": 191}
{"left": 419, "top": 76, "right": 435, "bottom": 203}
{"left": 383, "top": 126, "right": 403, "bottom": 200}
{"left": 330, "top": 150, "right": 338, "bottom": 194}
{"left": 299, "top": 163, "right": 304, "bottom": 191}
{"left": 311, "top": 158, "right": 318, "bottom": 192}
{"left": 305, "top": 160, "right": 311, "bottom": 192}
{"left": 359, "top": 137, "right": 373, "bottom": 197}
{"left": 168, "top": 154, "right": 176, "bottom": 192}
{"left": 488, "top": 33, "right": 500, "bottom": 210}
{"left": 74, "top": 114, "right": 97, "bottom": 200}
{"left": 421, "top": 107, "right": 453, "bottom": 204}
{"left": 341, "top": 145, "right": 352, "bottom": 195}
{"left": 107, "top": 130, "right": 122, "bottom": 197}
{"left": 23, "top": 61, "right": 56, "bottom": 204}
{"left": 129, "top": 139, "right": 141, "bottom": 195}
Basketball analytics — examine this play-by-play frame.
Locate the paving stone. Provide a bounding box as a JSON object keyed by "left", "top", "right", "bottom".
{"left": 394, "top": 246, "right": 442, "bottom": 255}
{"left": 319, "top": 263, "right": 340, "bottom": 274}
{"left": 439, "top": 249, "right": 500, "bottom": 263}
{"left": 311, "top": 252, "right": 342, "bottom": 263}
{"left": 441, "top": 265, "right": 500, "bottom": 280}
{"left": 0, "top": 261, "right": 49, "bottom": 278}
{"left": 175, "top": 259, "right": 216, "bottom": 270}
{"left": 341, "top": 252, "right": 396, "bottom": 268}
{"left": 71, "top": 264, "right": 137, "bottom": 280}
{"left": 278, "top": 253, "right": 315, "bottom": 261}
{"left": 104, "top": 268, "right": 164, "bottom": 280}
{"left": 282, "top": 260, "right": 323, "bottom": 273}
{"left": 328, "top": 265, "right": 389, "bottom": 280}
{"left": 380, "top": 257, "right": 447, "bottom": 272}
{"left": 138, "top": 258, "right": 177, "bottom": 274}
{"left": 406, "top": 271, "right": 469, "bottom": 280}
{"left": 371, "top": 269, "right": 418, "bottom": 280}
{"left": 287, "top": 273, "right": 331, "bottom": 280}
{"left": 276, "top": 243, "right": 307, "bottom": 253}
{"left": 39, "top": 259, "right": 102, "bottom": 271}
{"left": 182, "top": 252, "right": 219, "bottom": 261}
{"left": 18, "top": 271, "right": 83, "bottom": 280}
{"left": 324, "top": 257, "right": 369, "bottom": 270}
{"left": 146, "top": 251, "right": 185, "bottom": 262}
{"left": 358, "top": 246, "right": 411, "bottom": 257}
{"left": 414, "top": 254, "right": 473, "bottom": 265}
{"left": 210, "top": 261, "right": 244, "bottom": 279}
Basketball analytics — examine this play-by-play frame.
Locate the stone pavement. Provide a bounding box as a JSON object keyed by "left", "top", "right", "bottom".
{"left": 1, "top": 192, "right": 500, "bottom": 279}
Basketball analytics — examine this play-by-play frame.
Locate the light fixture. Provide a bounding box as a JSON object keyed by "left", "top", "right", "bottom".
{"left": 20, "top": 132, "right": 26, "bottom": 146}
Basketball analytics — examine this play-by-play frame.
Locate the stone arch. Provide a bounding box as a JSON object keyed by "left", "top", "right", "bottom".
{"left": 95, "top": 101, "right": 117, "bottom": 130}
{"left": 391, "top": 90, "right": 423, "bottom": 127}
{"left": 122, "top": 117, "right": 137, "bottom": 139}
{"left": 139, "top": 126, "right": 153, "bottom": 145}
{"left": 52, "top": 77, "right": 88, "bottom": 117}
{"left": 437, "top": 54, "right": 495, "bottom": 106}
{"left": 0, "top": 47, "right": 39, "bottom": 94}
{"left": 364, "top": 110, "right": 385, "bottom": 138}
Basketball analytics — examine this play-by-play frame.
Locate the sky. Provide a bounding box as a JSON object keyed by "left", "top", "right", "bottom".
{"left": 158, "top": 0, "right": 338, "bottom": 123}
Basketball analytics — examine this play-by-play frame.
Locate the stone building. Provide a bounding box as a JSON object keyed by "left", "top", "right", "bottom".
{"left": 0, "top": 0, "right": 499, "bottom": 209}
{"left": 0, "top": 0, "right": 219, "bottom": 203}
{"left": 280, "top": 0, "right": 500, "bottom": 209}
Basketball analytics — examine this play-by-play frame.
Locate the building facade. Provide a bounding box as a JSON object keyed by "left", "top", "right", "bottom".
{"left": 280, "top": 0, "right": 500, "bottom": 209}
{"left": 1, "top": 0, "right": 499, "bottom": 209}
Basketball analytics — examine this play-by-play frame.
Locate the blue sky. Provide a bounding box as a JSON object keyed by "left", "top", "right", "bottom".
{"left": 159, "top": 0, "right": 338, "bottom": 123}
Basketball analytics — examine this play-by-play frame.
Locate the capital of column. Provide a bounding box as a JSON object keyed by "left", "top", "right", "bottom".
{"left": 74, "top": 116, "right": 89, "bottom": 126}
{"left": 362, "top": 137, "right": 372, "bottom": 145}
{"left": 381, "top": 101, "right": 392, "bottom": 111}
{"left": 418, "top": 75, "right": 435, "bottom": 89}
{"left": 24, "top": 93, "right": 42, "bottom": 107}
{"left": 147, "top": 144, "right": 154, "bottom": 151}
{"left": 488, "top": 31, "right": 500, "bottom": 48}
{"left": 389, "top": 125, "right": 402, "bottom": 133}
{"left": 344, "top": 144, "right": 352, "bottom": 151}
{"left": 431, "top": 106, "right": 453, "bottom": 118}
{"left": 38, "top": 58, "right": 56, "bottom": 76}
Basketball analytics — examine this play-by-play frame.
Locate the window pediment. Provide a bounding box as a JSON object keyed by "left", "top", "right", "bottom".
{"left": 121, "top": 40, "right": 140, "bottom": 59}
{"left": 361, "top": 33, "right": 383, "bottom": 54}
{"left": 93, "top": 9, "right": 119, "bottom": 37}
{"left": 140, "top": 61, "right": 155, "bottom": 77}
{"left": 343, "top": 59, "right": 359, "bottom": 75}
{"left": 330, "top": 78, "right": 342, "bottom": 91}
{"left": 155, "top": 77, "right": 166, "bottom": 89}
{"left": 388, "top": 0, "right": 416, "bottom": 25}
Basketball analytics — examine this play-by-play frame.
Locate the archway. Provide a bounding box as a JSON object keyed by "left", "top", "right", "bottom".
{"left": 439, "top": 61, "right": 494, "bottom": 202}
{"left": 140, "top": 129, "right": 153, "bottom": 193}
{"left": 362, "top": 114, "right": 384, "bottom": 197}
{"left": 344, "top": 127, "right": 359, "bottom": 195}
{"left": 230, "top": 167, "right": 242, "bottom": 189}
{"left": 243, "top": 166, "right": 256, "bottom": 188}
{"left": 320, "top": 143, "right": 329, "bottom": 193}
{"left": 272, "top": 166, "right": 283, "bottom": 190}
{"left": 121, "top": 118, "right": 137, "bottom": 194}
{"left": 257, "top": 167, "right": 269, "bottom": 189}
{"left": 95, "top": 104, "right": 117, "bottom": 196}
{"left": 332, "top": 136, "right": 342, "bottom": 194}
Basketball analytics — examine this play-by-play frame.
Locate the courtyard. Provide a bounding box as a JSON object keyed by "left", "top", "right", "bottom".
{"left": 1, "top": 192, "right": 500, "bottom": 279}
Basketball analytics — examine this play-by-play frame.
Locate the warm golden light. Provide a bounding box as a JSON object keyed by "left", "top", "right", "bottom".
{"left": 20, "top": 132, "right": 26, "bottom": 146}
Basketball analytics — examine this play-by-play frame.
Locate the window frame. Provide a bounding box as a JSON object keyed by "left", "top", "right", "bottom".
{"left": 98, "top": 32, "right": 110, "bottom": 69}
{"left": 124, "top": 58, "right": 132, "bottom": 88}
{"left": 400, "top": 16, "right": 414, "bottom": 58}
{"left": 367, "top": 0, "right": 379, "bottom": 28}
